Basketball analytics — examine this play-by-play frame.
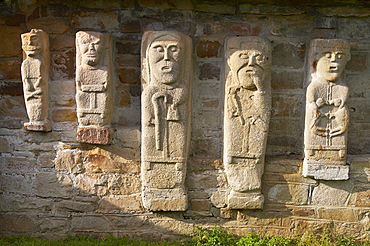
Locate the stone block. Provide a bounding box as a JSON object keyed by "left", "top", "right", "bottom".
{"left": 79, "top": 0, "right": 128, "bottom": 9}
{"left": 52, "top": 49, "right": 76, "bottom": 79}
{"left": 117, "top": 89, "right": 131, "bottom": 106}
{"left": 271, "top": 69, "right": 304, "bottom": 90}
{"left": 37, "top": 152, "right": 56, "bottom": 168}
{"left": 317, "top": 208, "right": 357, "bottom": 222}
{"left": 199, "top": 63, "right": 220, "bottom": 80}
{"left": 187, "top": 170, "right": 219, "bottom": 190}
{"left": 346, "top": 53, "right": 367, "bottom": 72}
{"left": 72, "top": 11, "right": 119, "bottom": 29}
{"left": 107, "top": 175, "right": 141, "bottom": 195}
{"left": 302, "top": 164, "right": 350, "bottom": 180}
{"left": 26, "top": 17, "right": 69, "bottom": 34}
{"left": 51, "top": 35, "right": 75, "bottom": 50}
{"left": 228, "top": 192, "right": 264, "bottom": 209}
{"left": 98, "top": 194, "right": 143, "bottom": 212}
{"left": 0, "top": 60, "right": 22, "bottom": 80}
{"left": 55, "top": 200, "right": 95, "bottom": 212}
{"left": 52, "top": 108, "right": 77, "bottom": 122}
{"left": 0, "top": 26, "right": 23, "bottom": 58}
{"left": 194, "top": 4, "right": 235, "bottom": 14}
{"left": 0, "top": 174, "right": 32, "bottom": 195}
{"left": 138, "top": 0, "right": 192, "bottom": 10}
{"left": 0, "top": 81, "right": 23, "bottom": 96}
{"left": 314, "top": 16, "right": 338, "bottom": 29}
{"left": 210, "top": 189, "right": 227, "bottom": 208}
{"left": 188, "top": 158, "right": 222, "bottom": 171}
{"left": 267, "top": 184, "right": 310, "bottom": 205}
{"left": 55, "top": 149, "right": 84, "bottom": 173}
{"left": 5, "top": 13, "right": 26, "bottom": 26}
{"left": 72, "top": 215, "right": 110, "bottom": 231}
{"left": 77, "top": 127, "right": 112, "bottom": 145}
{"left": 34, "top": 172, "right": 73, "bottom": 198}
{"left": 192, "top": 138, "right": 221, "bottom": 157}
{"left": 271, "top": 93, "right": 304, "bottom": 117}
{"left": 143, "top": 188, "right": 188, "bottom": 212}
{"left": 118, "top": 68, "right": 140, "bottom": 84}
{"left": 312, "top": 181, "right": 353, "bottom": 206}
{"left": 116, "top": 41, "right": 141, "bottom": 55}
{"left": 0, "top": 213, "right": 38, "bottom": 232}
{"left": 191, "top": 199, "right": 210, "bottom": 211}
{"left": 0, "top": 137, "right": 10, "bottom": 152}
{"left": 197, "top": 40, "right": 221, "bottom": 58}
{"left": 272, "top": 43, "right": 305, "bottom": 69}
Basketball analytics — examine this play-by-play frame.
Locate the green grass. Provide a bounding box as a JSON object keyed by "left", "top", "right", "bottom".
{"left": 1, "top": 226, "right": 369, "bottom": 246}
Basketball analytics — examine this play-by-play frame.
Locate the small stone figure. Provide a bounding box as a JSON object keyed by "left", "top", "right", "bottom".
{"left": 303, "top": 39, "right": 351, "bottom": 180}
{"left": 141, "top": 31, "right": 192, "bottom": 211}
{"left": 21, "top": 29, "right": 51, "bottom": 132}
{"left": 223, "top": 36, "right": 272, "bottom": 209}
{"left": 75, "top": 31, "right": 113, "bottom": 145}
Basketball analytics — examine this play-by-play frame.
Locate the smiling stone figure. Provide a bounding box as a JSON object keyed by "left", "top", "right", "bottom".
{"left": 223, "top": 36, "right": 272, "bottom": 209}
{"left": 141, "top": 31, "right": 192, "bottom": 211}
{"left": 303, "top": 39, "right": 351, "bottom": 180}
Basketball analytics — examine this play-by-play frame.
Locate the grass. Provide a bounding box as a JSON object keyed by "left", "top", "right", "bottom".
{"left": 0, "top": 226, "right": 369, "bottom": 246}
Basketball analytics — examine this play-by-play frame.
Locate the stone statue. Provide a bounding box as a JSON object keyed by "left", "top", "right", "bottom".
{"left": 303, "top": 39, "right": 351, "bottom": 180}
{"left": 75, "top": 31, "right": 113, "bottom": 145}
{"left": 21, "top": 29, "right": 51, "bottom": 132}
{"left": 223, "top": 36, "right": 272, "bottom": 209}
{"left": 141, "top": 31, "right": 192, "bottom": 211}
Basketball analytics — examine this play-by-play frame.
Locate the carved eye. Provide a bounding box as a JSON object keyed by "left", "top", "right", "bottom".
{"left": 239, "top": 53, "right": 249, "bottom": 59}
{"left": 337, "top": 53, "right": 343, "bottom": 59}
{"left": 255, "top": 54, "right": 265, "bottom": 63}
{"left": 169, "top": 46, "right": 178, "bottom": 52}
{"left": 325, "top": 53, "right": 331, "bottom": 59}
{"left": 155, "top": 46, "right": 164, "bottom": 52}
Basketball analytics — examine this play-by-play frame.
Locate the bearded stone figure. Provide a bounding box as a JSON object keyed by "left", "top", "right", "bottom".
{"left": 75, "top": 31, "right": 113, "bottom": 145}
{"left": 21, "top": 29, "right": 51, "bottom": 132}
{"left": 303, "top": 39, "right": 351, "bottom": 180}
{"left": 223, "top": 36, "right": 272, "bottom": 209}
{"left": 141, "top": 31, "right": 192, "bottom": 211}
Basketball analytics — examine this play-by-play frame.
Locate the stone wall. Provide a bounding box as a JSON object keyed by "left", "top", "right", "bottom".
{"left": 0, "top": 0, "right": 370, "bottom": 240}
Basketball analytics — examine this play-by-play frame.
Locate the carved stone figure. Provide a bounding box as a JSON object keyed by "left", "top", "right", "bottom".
{"left": 303, "top": 39, "right": 351, "bottom": 180}
{"left": 21, "top": 29, "right": 51, "bottom": 132}
{"left": 141, "top": 31, "right": 192, "bottom": 211}
{"left": 223, "top": 36, "right": 272, "bottom": 209}
{"left": 75, "top": 31, "right": 113, "bottom": 145}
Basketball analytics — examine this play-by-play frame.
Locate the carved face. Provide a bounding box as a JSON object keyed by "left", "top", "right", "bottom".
{"left": 229, "top": 50, "right": 268, "bottom": 89}
{"left": 316, "top": 51, "right": 348, "bottom": 82}
{"left": 78, "top": 33, "right": 105, "bottom": 66}
{"left": 148, "top": 38, "right": 182, "bottom": 85}
{"left": 22, "top": 33, "right": 42, "bottom": 57}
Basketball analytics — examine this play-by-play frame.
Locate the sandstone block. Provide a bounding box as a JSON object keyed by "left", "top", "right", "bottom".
{"left": 210, "top": 189, "right": 227, "bottom": 208}
{"left": 26, "top": 17, "right": 69, "bottom": 34}
{"left": 0, "top": 60, "right": 22, "bottom": 80}
{"left": 55, "top": 149, "right": 84, "bottom": 173}
{"left": 197, "top": 40, "right": 220, "bottom": 58}
{"left": 267, "top": 184, "right": 310, "bottom": 205}
{"left": 121, "top": 20, "right": 142, "bottom": 33}
{"left": 72, "top": 11, "right": 119, "bottom": 30}
{"left": 228, "top": 191, "right": 264, "bottom": 210}
{"left": 272, "top": 43, "right": 305, "bottom": 69}
{"left": 312, "top": 181, "right": 353, "bottom": 206}
{"left": 55, "top": 200, "right": 95, "bottom": 212}
{"left": 0, "top": 213, "right": 37, "bottom": 232}
{"left": 98, "top": 194, "right": 143, "bottom": 212}
{"left": 52, "top": 49, "right": 75, "bottom": 79}
{"left": 0, "top": 81, "right": 23, "bottom": 96}
{"left": 77, "top": 127, "right": 112, "bottom": 145}
{"left": 0, "top": 137, "right": 10, "bottom": 152}
{"left": 52, "top": 108, "right": 77, "bottom": 122}
{"left": 0, "top": 26, "right": 23, "bottom": 57}
{"left": 72, "top": 215, "right": 110, "bottom": 231}
{"left": 118, "top": 68, "right": 140, "bottom": 84}
{"left": 199, "top": 63, "right": 221, "bottom": 80}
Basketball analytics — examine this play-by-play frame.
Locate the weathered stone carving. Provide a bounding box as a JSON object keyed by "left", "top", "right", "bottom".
{"left": 75, "top": 31, "right": 113, "bottom": 145}
{"left": 223, "top": 36, "right": 272, "bottom": 209}
{"left": 21, "top": 29, "right": 51, "bottom": 132}
{"left": 303, "top": 39, "right": 351, "bottom": 180}
{"left": 141, "top": 31, "right": 192, "bottom": 211}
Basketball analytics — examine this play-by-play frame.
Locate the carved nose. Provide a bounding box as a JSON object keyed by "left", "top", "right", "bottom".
{"left": 163, "top": 49, "right": 170, "bottom": 61}
{"left": 88, "top": 43, "right": 96, "bottom": 51}
{"left": 330, "top": 53, "right": 336, "bottom": 62}
{"left": 248, "top": 56, "right": 256, "bottom": 66}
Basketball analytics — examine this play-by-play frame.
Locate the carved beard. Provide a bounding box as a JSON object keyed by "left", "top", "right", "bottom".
{"left": 83, "top": 56, "right": 100, "bottom": 66}
{"left": 237, "top": 66, "right": 262, "bottom": 89}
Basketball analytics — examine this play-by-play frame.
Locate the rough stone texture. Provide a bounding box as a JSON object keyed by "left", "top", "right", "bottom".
{"left": 0, "top": 0, "right": 370, "bottom": 241}
{"left": 21, "top": 29, "right": 51, "bottom": 132}
{"left": 75, "top": 31, "right": 113, "bottom": 144}
{"left": 141, "top": 31, "right": 192, "bottom": 211}
{"left": 303, "top": 39, "right": 351, "bottom": 180}
{"left": 223, "top": 36, "right": 272, "bottom": 209}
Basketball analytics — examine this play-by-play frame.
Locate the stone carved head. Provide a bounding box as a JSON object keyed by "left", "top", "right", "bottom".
{"left": 227, "top": 37, "right": 271, "bottom": 90}
{"left": 21, "top": 29, "right": 48, "bottom": 58}
{"left": 76, "top": 31, "right": 106, "bottom": 67}
{"left": 312, "top": 39, "right": 350, "bottom": 82}
{"left": 147, "top": 34, "right": 183, "bottom": 85}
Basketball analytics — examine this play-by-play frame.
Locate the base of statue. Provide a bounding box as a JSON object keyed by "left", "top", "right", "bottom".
{"left": 302, "top": 161, "right": 349, "bottom": 180}
{"left": 24, "top": 122, "right": 52, "bottom": 132}
{"left": 228, "top": 191, "right": 264, "bottom": 209}
{"left": 77, "top": 127, "right": 112, "bottom": 145}
{"left": 142, "top": 188, "right": 188, "bottom": 211}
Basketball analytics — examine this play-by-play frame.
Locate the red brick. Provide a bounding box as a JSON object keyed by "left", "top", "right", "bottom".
{"left": 121, "top": 20, "right": 141, "bottom": 33}
{"left": 0, "top": 81, "right": 23, "bottom": 96}
{"left": 118, "top": 68, "right": 140, "bottom": 84}
{"left": 197, "top": 40, "right": 220, "bottom": 58}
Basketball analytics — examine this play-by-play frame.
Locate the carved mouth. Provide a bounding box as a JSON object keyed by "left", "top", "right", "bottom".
{"left": 161, "top": 66, "right": 172, "bottom": 72}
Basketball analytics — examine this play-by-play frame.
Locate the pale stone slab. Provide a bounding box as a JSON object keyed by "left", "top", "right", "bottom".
{"left": 141, "top": 31, "right": 192, "bottom": 211}
{"left": 223, "top": 36, "right": 272, "bottom": 209}
{"left": 303, "top": 39, "right": 351, "bottom": 180}
{"left": 21, "top": 29, "right": 51, "bottom": 132}
{"left": 75, "top": 31, "right": 113, "bottom": 145}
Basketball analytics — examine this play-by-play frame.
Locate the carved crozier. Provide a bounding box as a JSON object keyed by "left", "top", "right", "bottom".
{"left": 223, "top": 36, "right": 272, "bottom": 209}
{"left": 75, "top": 31, "right": 113, "bottom": 145}
{"left": 141, "top": 31, "right": 192, "bottom": 211}
{"left": 21, "top": 29, "right": 51, "bottom": 132}
{"left": 303, "top": 39, "right": 351, "bottom": 180}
